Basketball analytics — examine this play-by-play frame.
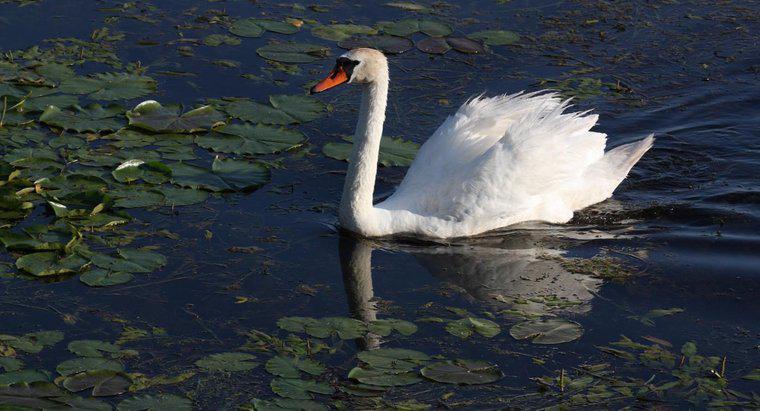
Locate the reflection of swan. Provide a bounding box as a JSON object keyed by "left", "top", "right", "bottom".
{"left": 339, "top": 227, "right": 603, "bottom": 339}
{"left": 312, "top": 48, "right": 653, "bottom": 239}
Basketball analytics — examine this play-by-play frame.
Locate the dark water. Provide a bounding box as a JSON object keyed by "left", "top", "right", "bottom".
{"left": 0, "top": 0, "right": 758, "bottom": 409}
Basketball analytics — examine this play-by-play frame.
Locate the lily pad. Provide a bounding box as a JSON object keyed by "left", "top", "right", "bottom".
{"left": 229, "top": 18, "right": 265, "bottom": 37}
{"left": 447, "top": 37, "right": 486, "bottom": 54}
{"left": 39, "top": 104, "right": 124, "bottom": 133}
{"left": 347, "top": 367, "right": 421, "bottom": 387}
{"left": 195, "top": 352, "right": 258, "bottom": 372}
{"left": 509, "top": 318, "right": 584, "bottom": 344}
{"left": 56, "top": 357, "right": 123, "bottom": 376}
{"left": 248, "top": 398, "right": 328, "bottom": 411}
{"left": 311, "top": 24, "right": 377, "bottom": 41}
{"left": 170, "top": 158, "right": 270, "bottom": 192}
{"left": 126, "top": 100, "right": 224, "bottom": 133}
{"left": 368, "top": 319, "right": 418, "bottom": 337}
{"left": 0, "top": 358, "right": 23, "bottom": 372}
{"left": 197, "top": 124, "right": 304, "bottom": 155}
{"left": 357, "top": 348, "right": 429, "bottom": 372}
{"left": 467, "top": 30, "right": 520, "bottom": 46}
{"left": 62, "top": 369, "right": 131, "bottom": 397}
{"left": 0, "top": 331, "right": 63, "bottom": 353}
{"left": 203, "top": 34, "right": 241, "bottom": 46}
{"left": 269, "top": 94, "right": 325, "bottom": 123}
{"left": 117, "top": 394, "right": 192, "bottom": 411}
{"left": 217, "top": 99, "right": 296, "bottom": 125}
{"left": 266, "top": 356, "right": 325, "bottom": 379}
{"left": 445, "top": 317, "right": 501, "bottom": 339}
{"left": 416, "top": 37, "right": 451, "bottom": 54}
{"left": 60, "top": 73, "right": 156, "bottom": 101}
{"left": 0, "top": 382, "right": 68, "bottom": 409}
{"left": 338, "top": 35, "right": 414, "bottom": 54}
{"left": 67, "top": 340, "right": 120, "bottom": 358}
{"left": 270, "top": 378, "right": 333, "bottom": 400}
{"left": 420, "top": 360, "right": 503, "bottom": 385}
{"left": 112, "top": 159, "right": 172, "bottom": 184}
{"left": 323, "top": 136, "right": 419, "bottom": 167}
{"left": 256, "top": 43, "right": 330, "bottom": 64}
{"left": 16, "top": 252, "right": 87, "bottom": 277}
{"left": 0, "top": 369, "right": 49, "bottom": 385}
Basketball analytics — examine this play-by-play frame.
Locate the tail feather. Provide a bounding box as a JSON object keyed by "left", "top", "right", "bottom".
{"left": 602, "top": 134, "right": 654, "bottom": 179}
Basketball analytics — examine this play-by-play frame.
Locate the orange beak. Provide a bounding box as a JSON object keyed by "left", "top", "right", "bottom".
{"left": 310, "top": 66, "right": 349, "bottom": 94}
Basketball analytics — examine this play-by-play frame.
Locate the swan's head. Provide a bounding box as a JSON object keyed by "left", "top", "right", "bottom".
{"left": 310, "top": 48, "right": 388, "bottom": 94}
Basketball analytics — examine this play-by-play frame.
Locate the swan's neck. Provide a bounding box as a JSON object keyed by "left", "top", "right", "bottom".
{"left": 339, "top": 76, "right": 388, "bottom": 233}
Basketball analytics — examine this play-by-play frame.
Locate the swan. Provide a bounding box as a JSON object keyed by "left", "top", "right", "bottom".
{"left": 311, "top": 48, "right": 653, "bottom": 239}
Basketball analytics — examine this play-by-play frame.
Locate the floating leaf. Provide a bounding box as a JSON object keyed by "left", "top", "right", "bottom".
{"left": 445, "top": 317, "right": 501, "bottom": 339}
{"left": 116, "top": 248, "right": 167, "bottom": 272}
{"left": 67, "top": 340, "right": 120, "bottom": 358}
{"left": 323, "top": 136, "right": 419, "bottom": 167}
{"left": 0, "top": 369, "right": 49, "bottom": 385}
{"left": 60, "top": 73, "right": 156, "bottom": 101}
{"left": 311, "top": 24, "right": 377, "bottom": 41}
{"left": 381, "top": 20, "right": 420, "bottom": 37}
{"left": 416, "top": 37, "right": 450, "bottom": 54}
{"left": 467, "top": 30, "right": 520, "bottom": 46}
{"left": 79, "top": 269, "right": 134, "bottom": 287}
{"left": 256, "top": 43, "right": 330, "bottom": 63}
{"left": 170, "top": 158, "right": 270, "bottom": 192}
{"left": 338, "top": 35, "right": 414, "bottom": 54}
{"left": 62, "top": 370, "right": 131, "bottom": 397}
{"left": 742, "top": 369, "right": 760, "bottom": 381}
{"left": 419, "top": 20, "right": 452, "bottom": 37}
{"left": 16, "top": 252, "right": 87, "bottom": 277}
{"left": 420, "top": 360, "right": 503, "bottom": 384}
{"left": 266, "top": 356, "right": 325, "bottom": 379}
{"left": 347, "top": 367, "right": 421, "bottom": 387}
{"left": 229, "top": 18, "right": 265, "bottom": 37}
{"left": 248, "top": 398, "right": 329, "bottom": 411}
{"left": 447, "top": 37, "right": 486, "bottom": 54}
{"left": 270, "top": 378, "right": 333, "bottom": 400}
{"left": 0, "top": 358, "right": 23, "bottom": 372}
{"left": 197, "top": 124, "right": 304, "bottom": 155}
{"left": 112, "top": 159, "right": 172, "bottom": 184}
{"left": 0, "top": 382, "right": 68, "bottom": 409}
{"left": 368, "top": 319, "right": 418, "bottom": 337}
{"left": 39, "top": 104, "right": 124, "bottom": 133}
{"left": 509, "top": 318, "right": 583, "bottom": 344}
{"left": 195, "top": 352, "right": 258, "bottom": 372}
{"left": 357, "top": 348, "right": 429, "bottom": 372}
{"left": 117, "top": 394, "right": 192, "bottom": 411}
{"left": 203, "top": 34, "right": 241, "bottom": 46}
{"left": 56, "top": 357, "right": 123, "bottom": 376}
{"left": 0, "top": 331, "right": 63, "bottom": 354}
{"left": 269, "top": 94, "right": 325, "bottom": 123}
{"left": 126, "top": 100, "right": 224, "bottom": 133}
{"left": 218, "top": 99, "right": 296, "bottom": 125}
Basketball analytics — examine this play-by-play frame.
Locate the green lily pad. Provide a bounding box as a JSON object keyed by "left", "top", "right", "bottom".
{"left": 126, "top": 100, "right": 225, "bottom": 133}
{"left": 161, "top": 187, "right": 208, "bottom": 206}
{"left": 39, "top": 104, "right": 124, "bottom": 133}
{"left": 56, "top": 357, "right": 123, "bottom": 376}
{"left": 197, "top": 123, "right": 304, "bottom": 155}
{"left": 248, "top": 398, "right": 329, "bottom": 411}
{"left": 347, "top": 367, "right": 421, "bottom": 387}
{"left": 0, "top": 358, "right": 23, "bottom": 372}
{"left": 60, "top": 73, "right": 156, "bottom": 101}
{"left": 445, "top": 317, "right": 501, "bottom": 339}
{"left": 270, "top": 378, "right": 333, "bottom": 400}
{"left": 16, "top": 252, "right": 87, "bottom": 277}
{"left": 117, "top": 394, "right": 192, "bottom": 411}
{"left": 112, "top": 159, "right": 172, "bottom": 184}
{"left": 509, "top": 318, "right": 584, "bottom": 344}
{"left": 116, "top": 248, "right": 167, "bottom": 272}
{"left": 447, "top": 37, "right": 486, "bottom": 54}
{"left": 323, "top": 136, "right": 419, "bottom": 167}
{"left": 266, "top": 356, "right": 325, "bottom": 379}
{"left": 170, "top": 158, "right": 270, "bottom": 192}
{"left": 0, "top": 331, "right": 63, "bottom": 353}
{"left": 0, "top": 369, "right": 49, "bottom": 385}
{"left": 203, "top": 34, "right": 241, "bottom": 46}
{"left": 357, "top": 348, "right": 429, "bottom": 372}
{"left": 368, "top": 319, "right": 418, "bottom": 337}
{"left": 62, "top": 369, "right": 131, "bottom": 397}
{"left": 419, "top": 20, "right": 453, "bottom": 37}
{"left": 467, "top": 30, "right": 520, "bottom": 46}
{"left": 311, "top": 24, "right": 377, "bottom": 41}
{"left": 256, "top": 43, "right": 330, "bottom": 64}
{"left": 420, "top": 360, "right": 503, "bottom": 385}
{"left": 0, "top": 382, "right": 68, "bottom": 409}
{"left": 67, "top": 340, "right": 120, "bottom": 358}
{"left": 269, "top": 94, "right": 325, "bottom": 123}
{"left": 338, "top": 35, "right": 414, "bottom": 54}
{"left": 195, "top": 352, "right": 258, "bottom": 372}
{"left": 229, "top": 18, "right": 265, "bottom": 37}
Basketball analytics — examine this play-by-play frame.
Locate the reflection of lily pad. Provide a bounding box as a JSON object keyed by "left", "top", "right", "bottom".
{"left": 197, "top": 124, "right": 304, "bottom": 155}
{"left": 420, "top": 360, "right": 503, "bottom": 385}
{"left": 39, "top": 104, "right": 124, "bottom": 133}
{"left": 323, "top": 136, "right": 419, "bottom": 167}
{"left": 195, "top": 352, "right": 258, "bottom": 372}
{"left": 256, "top": 43, "right": 330, "bottom": 63}
{"left": 126, "top": 100, "right": 224, "bottom": 133}
{"left": 509, "top": 318, "right": 583, "bottom": 344}
{"left": 338, "top": 35, "right": 414, "bottom": 54}
{"left": 467, "top": 30, "right": 520, "bottom": 46}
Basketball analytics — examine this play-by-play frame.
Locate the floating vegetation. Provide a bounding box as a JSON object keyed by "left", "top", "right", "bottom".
{"left": 323, "top": 136, "right": 419, "bottom": 167}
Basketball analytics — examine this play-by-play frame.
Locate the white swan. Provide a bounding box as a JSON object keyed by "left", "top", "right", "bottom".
{"left": 311, "top": 48, "right": 653, "bottom": 239}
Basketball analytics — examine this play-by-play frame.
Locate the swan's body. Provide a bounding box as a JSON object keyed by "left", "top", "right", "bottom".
{"left": 313, "top": 48, "right": 653, "bottom": 239}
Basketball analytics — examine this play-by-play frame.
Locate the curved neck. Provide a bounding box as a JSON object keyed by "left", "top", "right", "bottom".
{"left": 339, "top": 76, "right": 389, "bottom": 232}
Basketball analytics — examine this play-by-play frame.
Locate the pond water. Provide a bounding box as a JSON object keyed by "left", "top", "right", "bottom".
{"left": 0, "top": 0, "right": 758, "bottom": 409}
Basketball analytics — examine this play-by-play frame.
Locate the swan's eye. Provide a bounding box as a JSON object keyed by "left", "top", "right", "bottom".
{"left": 310, "top": 58, "right": 360, "bottom": 94}
{"left": 336, "top": 57, "right": 360, "bottom": 78}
